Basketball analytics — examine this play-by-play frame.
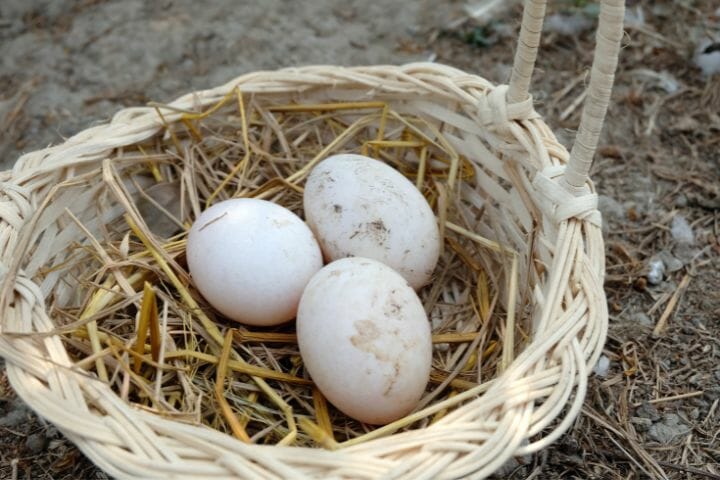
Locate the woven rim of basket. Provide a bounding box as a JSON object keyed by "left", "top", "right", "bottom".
{"left": 0, "top": 62, "right": 608, "bottom": 479}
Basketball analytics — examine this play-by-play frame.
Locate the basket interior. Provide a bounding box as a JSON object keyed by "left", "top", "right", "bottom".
{"left": 7, "top": 75, "right": 599, "bottom": 453}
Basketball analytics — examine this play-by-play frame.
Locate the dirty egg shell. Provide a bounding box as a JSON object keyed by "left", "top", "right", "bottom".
{"left": 186, "top": 198, "right": 322, "bottom": 326}
{"left": 303, "top": 154, "right": 440, "bottom": 289}
{"left": 297, "top": 257, "right": 432, "bottom": 425}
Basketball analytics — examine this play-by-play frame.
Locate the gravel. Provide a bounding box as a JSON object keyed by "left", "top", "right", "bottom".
{"left": 647, "top": 414, "right": 691, "bottom": 445}
{"left": 0, "top": 400, "right": 30, "bottom": 428}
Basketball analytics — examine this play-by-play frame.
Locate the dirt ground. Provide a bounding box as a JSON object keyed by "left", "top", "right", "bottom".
{"left": 1, "top": 0, "right": 719, "bottom": 478}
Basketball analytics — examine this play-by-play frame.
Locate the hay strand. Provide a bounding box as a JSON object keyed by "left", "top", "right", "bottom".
{"left": 215, "top": 330, "right": 252, "bottom": 443}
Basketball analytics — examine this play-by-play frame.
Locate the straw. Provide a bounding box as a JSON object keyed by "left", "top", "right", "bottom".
{"left": 46, "top": 92, "right": 527, "bottom": 448}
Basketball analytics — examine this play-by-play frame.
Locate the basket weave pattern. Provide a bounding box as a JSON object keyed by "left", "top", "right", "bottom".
{"left": 0, "top": 1, "right": 624, "bottom": 478}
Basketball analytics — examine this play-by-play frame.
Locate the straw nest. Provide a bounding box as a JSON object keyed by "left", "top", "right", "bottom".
{"left": 0, "top": 62, "right": 609, "bottom": 479}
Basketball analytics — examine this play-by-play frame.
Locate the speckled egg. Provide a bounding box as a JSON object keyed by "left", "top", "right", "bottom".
{"left": 297, "top": 257, "right": 432, "bottom": 424}
{"left": 303, "top": 154, "right": 440, "bottom": 289}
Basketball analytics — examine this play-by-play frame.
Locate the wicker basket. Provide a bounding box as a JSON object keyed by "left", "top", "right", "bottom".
{"left": 0, "top": 1, "right": 624, "bottom": 478}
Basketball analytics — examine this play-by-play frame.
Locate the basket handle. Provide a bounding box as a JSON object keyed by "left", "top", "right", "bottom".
{"left": 507, "top": 0, "right": 625, "bottom": 194}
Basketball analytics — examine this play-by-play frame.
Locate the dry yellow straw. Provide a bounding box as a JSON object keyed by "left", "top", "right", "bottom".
{"left": 138, "top": 145, "right": 164, "bottom": 182}
{"left": 233, "top": 330, "right": 479, "bottom": 345}
{"left": 653, "top": 274, "right": 691, "bottom": 335}
{"left": 133, "top": 282, "right": 160, "bottom": 373}
{"left": 215, "top": 330, "right": 252, "bottom": 442}
{"left": 415, "top": 146, "right": 428, "bottom": 190}
{"left": 206, "top": 87, "right": 251, "bottom": 207}
{"left": 251, "top": 375, "right": 297, "bottom": 446}
{"left": 162, "top": 349, "right": 311, "bottom": 385}
{"left": 124, "top": 214, "right": 224, "bottom": 350}
{"left": 76, "top": 271, "right": 147, "bottom": 382}
{"left": 298, "top": 417, "right": 340, "bottom": 450}
{"left": 268, "top": 101, "right": 386, "bottom": 112}
{"left": 312, "top": 388, "right": 334, "bottom": 437}
{"left": 239, "top": 392, "right": 258, "bottom": 428}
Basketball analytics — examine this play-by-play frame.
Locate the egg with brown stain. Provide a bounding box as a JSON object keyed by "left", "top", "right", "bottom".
{"left": 297, "top": 257, "right": 432, "bottom": 424}
{"left": 303, "top": 154, "right": 440, "bottom": 289}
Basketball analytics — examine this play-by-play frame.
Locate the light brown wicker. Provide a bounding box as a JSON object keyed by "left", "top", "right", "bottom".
{"left": 0, "top": 0, "right": 625, "bottom": 478}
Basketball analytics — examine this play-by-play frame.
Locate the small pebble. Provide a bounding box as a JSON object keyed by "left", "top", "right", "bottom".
{"left": 25, "top": 432, "right": 47, "bottom": 454}
{"left": 657, "top": 250, "right": 684, "bottom": 273}
{"left": 695, "top": 40, "right": 720, "bottom": 77}
{"left": 671, "top": 215, "right": 694, "bottom": 244}
{"left": 631, "top": 311, "right": 653, "bottom": 327}
{"left": 592, "top": 355, "right": 610, "bottom": 377}
{"left": 562, "top": 437, "right": 580, "bottom": 453}
{"left": 0, "top": 402, "right": 29, "bottom": 428}
{"left": 688, "top": 373, "right": 703, "bottom": 386}
{"left": 636, "top": 402, "right": 661, "bottom": 421}
{"left": 647, "top": 258, "right": 665, "bottom": 285}
{"left": 648, "top": 414, "right": 690, "bottom": 444}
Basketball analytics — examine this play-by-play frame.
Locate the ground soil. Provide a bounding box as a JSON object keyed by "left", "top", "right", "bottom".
{"left": 0, "top": 0, "right": 718, "bottom": 478}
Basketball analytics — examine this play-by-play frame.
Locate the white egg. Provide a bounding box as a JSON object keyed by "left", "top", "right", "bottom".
{"left": 303, "top": 154, "right": 440, "bottom": 289}
{"left": 186, "top": 198, "right": 322, "bottom": 326}
{"left": 297, "top": 257, "right": 432, "bottom": 425}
